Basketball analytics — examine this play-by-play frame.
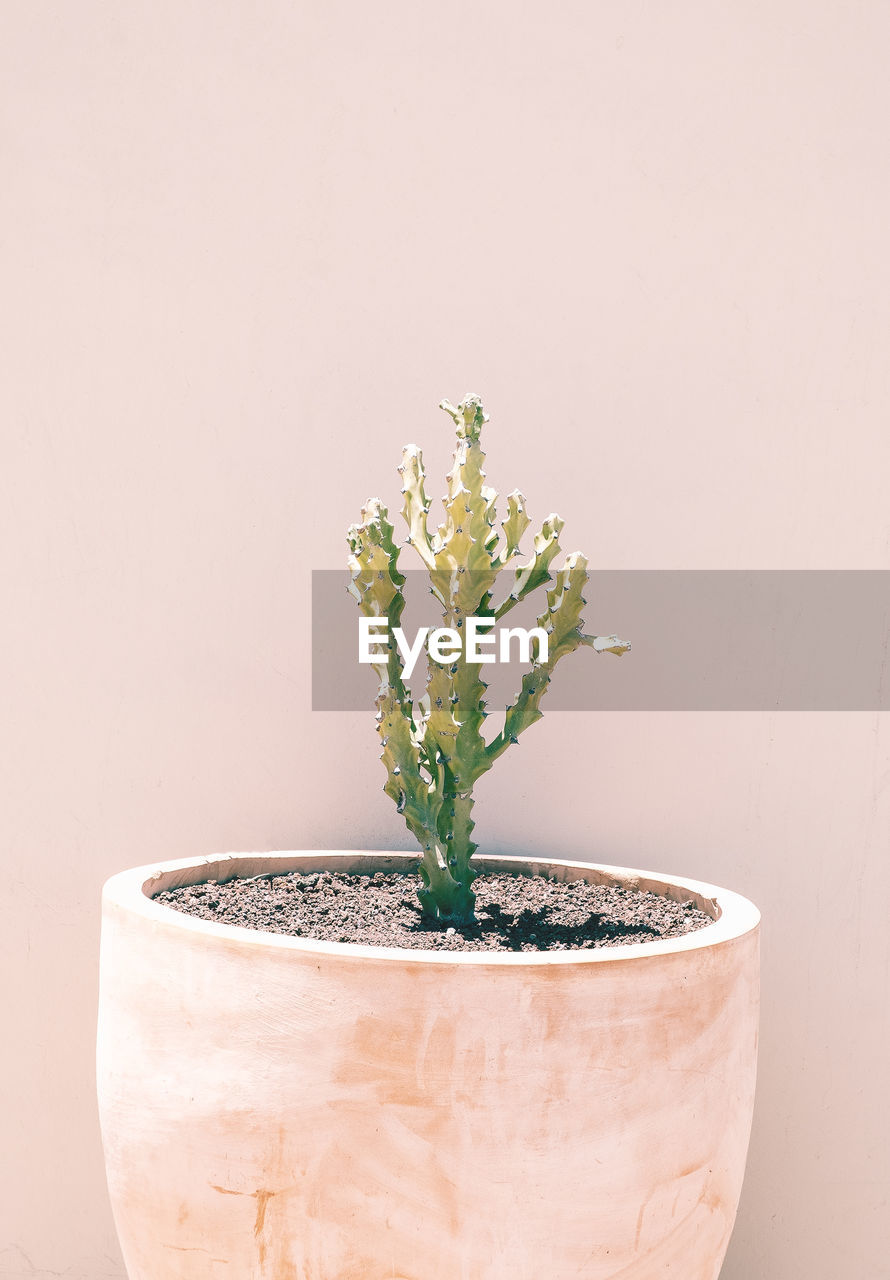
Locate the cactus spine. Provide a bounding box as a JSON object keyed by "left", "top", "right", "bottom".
{"left": 347, "top": 394, "right": 629, "bottom": 925}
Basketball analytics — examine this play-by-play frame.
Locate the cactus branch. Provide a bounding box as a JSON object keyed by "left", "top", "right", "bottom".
{"left": 487, "top": 553, "right": 630, "bottom": 763}
{"left": 495, "top": 489, "right": 532, "bottom": 567}
{"left": 493, "top": 514, "right": 565, "bottom": 620}
{"left": 399, "top": 444, "right": 436, "bottom": 571}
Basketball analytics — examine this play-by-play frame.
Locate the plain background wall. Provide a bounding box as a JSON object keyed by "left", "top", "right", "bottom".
{"left": 2, "top": 2, "right": 889, "bottom": 1276}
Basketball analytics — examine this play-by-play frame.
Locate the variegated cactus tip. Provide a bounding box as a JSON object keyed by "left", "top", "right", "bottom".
{"left": 346, "top": 393, "right": 630, "bottom": 925}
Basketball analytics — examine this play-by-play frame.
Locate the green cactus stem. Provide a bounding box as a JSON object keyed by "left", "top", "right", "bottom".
{"left": 347, "top": 394, "right": 629, "bottom": 926}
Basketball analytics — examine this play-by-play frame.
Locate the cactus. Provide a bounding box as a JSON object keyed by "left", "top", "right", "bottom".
{"left": 347, "top": 394, "right": 630, "bottom": 925}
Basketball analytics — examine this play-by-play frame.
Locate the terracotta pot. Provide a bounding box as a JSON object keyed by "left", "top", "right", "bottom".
{"left": 97, "top": 851, "right": 759, "bottom": 1280}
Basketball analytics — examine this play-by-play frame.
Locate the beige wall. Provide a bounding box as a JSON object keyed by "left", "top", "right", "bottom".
{"left": 2, "top": 3, "right": 889, "bottom": 1276}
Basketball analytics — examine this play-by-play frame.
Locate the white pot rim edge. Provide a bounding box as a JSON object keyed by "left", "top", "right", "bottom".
{"left": 102, "top": 850, "right": 760, "bottom": 968}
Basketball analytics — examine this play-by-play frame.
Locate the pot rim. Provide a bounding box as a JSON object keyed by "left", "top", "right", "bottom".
{"left": 102, "top": 851, "right": 760, "bottom": 967}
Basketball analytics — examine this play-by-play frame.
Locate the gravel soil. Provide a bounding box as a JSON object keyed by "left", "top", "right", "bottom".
{"left": 155, "top": 869, "right": 713, "bottom": 953}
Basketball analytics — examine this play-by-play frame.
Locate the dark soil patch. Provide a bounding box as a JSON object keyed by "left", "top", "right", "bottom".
{"left": 155, "top": 869, "right": 713, "bottom": 953}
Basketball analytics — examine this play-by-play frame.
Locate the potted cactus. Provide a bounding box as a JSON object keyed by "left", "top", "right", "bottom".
{"left": 97, "top": 394, "right": 760, "bottom": 1280}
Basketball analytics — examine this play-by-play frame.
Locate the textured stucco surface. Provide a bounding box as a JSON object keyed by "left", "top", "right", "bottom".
{"left": 2, "top": 3, "right": 889, "bottom": 1277}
